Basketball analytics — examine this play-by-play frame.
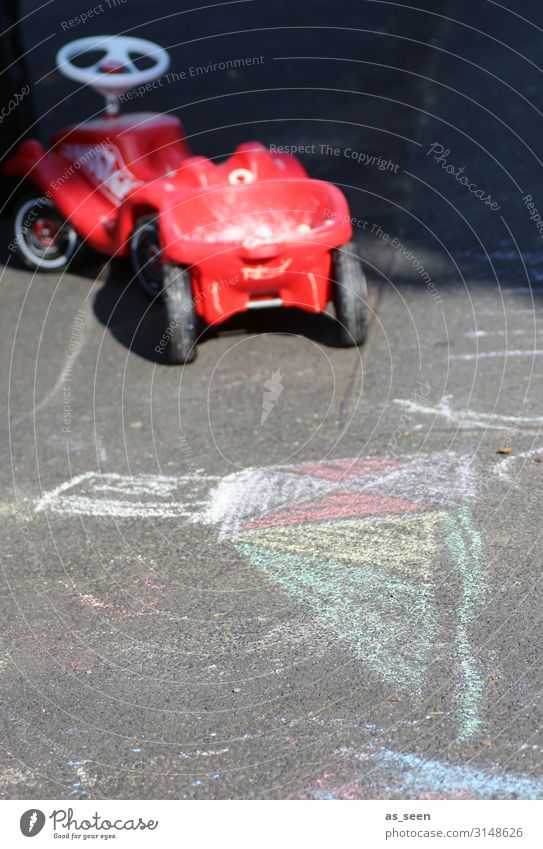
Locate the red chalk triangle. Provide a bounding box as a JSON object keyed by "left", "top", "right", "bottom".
{"left": 241, "top": 490, "right": 428, "bottom": 530}
{"left": 289, "top": 458, "right": 401, "bottom": 481}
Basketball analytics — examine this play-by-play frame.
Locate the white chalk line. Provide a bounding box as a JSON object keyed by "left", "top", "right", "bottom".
{"left": 35, "top": 471, "right": 217, "bottom": 518}
{"left": 463, "top": 329, "right": 543, "bottom": 338}
{"left": 40, "top": 496, "right": 206, "bottom": 519}
{"left": 493, "top": 447, "right": 543, "bottom": 484}
{"left": 393, "top": 395, "right": 543, "bottom": 431}
{"left": 449, "top": 350, "right": 543, "bottom": 360}
{"left": 12, "top": 304, "right": 91, "bottom": 428}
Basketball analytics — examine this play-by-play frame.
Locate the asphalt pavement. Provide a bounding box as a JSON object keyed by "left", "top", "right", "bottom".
{"left": 1, "top": 0, "right": 543, "bottom": 800}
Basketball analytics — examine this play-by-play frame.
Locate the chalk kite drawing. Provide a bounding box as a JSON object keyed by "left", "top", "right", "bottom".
{"left": 199, "top": 453, "right": 485, "bottom": 742}
{"left": 37, "top": 451, "right": 485, "bottom": 741}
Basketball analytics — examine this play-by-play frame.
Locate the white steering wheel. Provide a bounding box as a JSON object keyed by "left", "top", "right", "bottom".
{"left": 56, "top": 35, "right": 170, "bottom": 110}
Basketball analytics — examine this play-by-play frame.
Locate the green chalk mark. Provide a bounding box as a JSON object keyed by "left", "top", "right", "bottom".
{"left": 235, "top": 540, "right": 437, "bottom": 689}
{"left": 442, "top": 507, "right": 485, "bottom": 741}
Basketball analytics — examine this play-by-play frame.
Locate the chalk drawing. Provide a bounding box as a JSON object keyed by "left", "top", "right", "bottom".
{"left": 394, "top": 394, "right": 543, "bottom": 431}
{"left": 449, "top": 350, "right": 543, "bottom": 361}
{"left": 31, "top": 454, "right": 543, "bottom": 796}
{"left": 442, "top": 509, "right": 485, "bottom": 740}
{"left": 240, "top": 492, "right": 430, "bottom": 529}
{"left": 178, "top": 748, "right": 229, "bottom": 759}
{"left": 67, "top": 758, "right": 95, "bottom": 797}
{"left": 463, "top": 329, "right": 543, "bottom": 338}
{"left": 34, "top": 453, "right": 486, "bottom": 740}
{"left": 35, "top": 454, "right": 478, "bottom": 522}
{"left": 0, "top": 762, "right": 41, "bottom": 792}
{"left": 375, "top": 748, "right": 543, "bottom": 799}
{"left": 187, "top": 452, "right": 485, "bottom": 739}
{"left": 35, "top": 471, "right": 215, "bottom": 519}
{"left": 79, "top": 593, "right": 159, "bottom": 618}
{"left": 200, "top": 467, "right": 341, "bottom": 539}
{"left": 0, "top": 503, "right": 29, "bottom": 517}
{"left": 493, "top": 447, "right": 543, "bottom": 485}
{"left": 305, "top": 747, "right": 543, "bottom": 800}
{"left": 236, "top": 512, "right": 440, "bottom": 576}
{"left": 289, "top": 458, "right": 399, "bottom": 480}
{"left": 227, "top": 457, "right": 485, "bottom": 740}
{"left": 235, "top": 515, "right": 440, "bottom": 690}
{"left": 199, "top": 453, "right": 480, "bottom": 538}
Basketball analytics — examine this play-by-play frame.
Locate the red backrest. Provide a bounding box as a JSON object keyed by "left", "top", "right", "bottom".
{"left": 52, "top": 113, "right": 191, "bottom": 184}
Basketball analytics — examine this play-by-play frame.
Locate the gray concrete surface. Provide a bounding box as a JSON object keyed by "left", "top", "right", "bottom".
{"left": 1, "top": 0, "right": 542, "bottom": 799}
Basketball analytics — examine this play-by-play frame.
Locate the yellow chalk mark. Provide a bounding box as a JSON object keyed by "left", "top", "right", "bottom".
{"left": 235, "top": 512, "right": 443, "bottom": 581}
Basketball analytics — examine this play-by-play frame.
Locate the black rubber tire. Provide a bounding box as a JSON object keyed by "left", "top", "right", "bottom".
{"left": 162, "top": 264, "right": 198, "bottom": 364}
{"left": 130, "top": 214, "right": 163, "bottom": 298}
{"left": 332, "top": 242, "right": 369, "bottom": 347}
{"left": 12, "top": 193, "right": 81, "bottom": 271}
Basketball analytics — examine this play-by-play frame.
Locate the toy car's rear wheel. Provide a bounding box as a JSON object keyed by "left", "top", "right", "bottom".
{"left": 162, "top": 265, "right": 198, "bottom": 364}
{"left": 12, "top": 194, "right": 80, "bottom": 271}
{"left": 332, "top": 242, "right": 369, "bottom": 347}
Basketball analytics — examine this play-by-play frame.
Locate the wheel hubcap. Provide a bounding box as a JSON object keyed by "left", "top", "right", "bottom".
{"left": 32, "top": 217, "right": 60, "bottom": 248}
{"left": 18, "top": 199, "right": 76, "bottom": 264}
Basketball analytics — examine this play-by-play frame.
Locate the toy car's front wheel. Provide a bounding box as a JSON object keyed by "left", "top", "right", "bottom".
{"left": 332, "top": 242, "right": 369, "bottom": 347}
{"left": 131, "top": 215, "right": 164, "bottom": 298}
{"left": 162, "top": 264, "right": 198, "bottom": 364}
{"left": 131, "top": 216, "right": 197, "bottom": 363}
{"left": 12, "top": 194, "right": 81, "bottom": 271}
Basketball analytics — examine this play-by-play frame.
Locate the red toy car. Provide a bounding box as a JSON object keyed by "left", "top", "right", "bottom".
{"left": 4, "top": 36, "right": 369, "bottom": 363}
